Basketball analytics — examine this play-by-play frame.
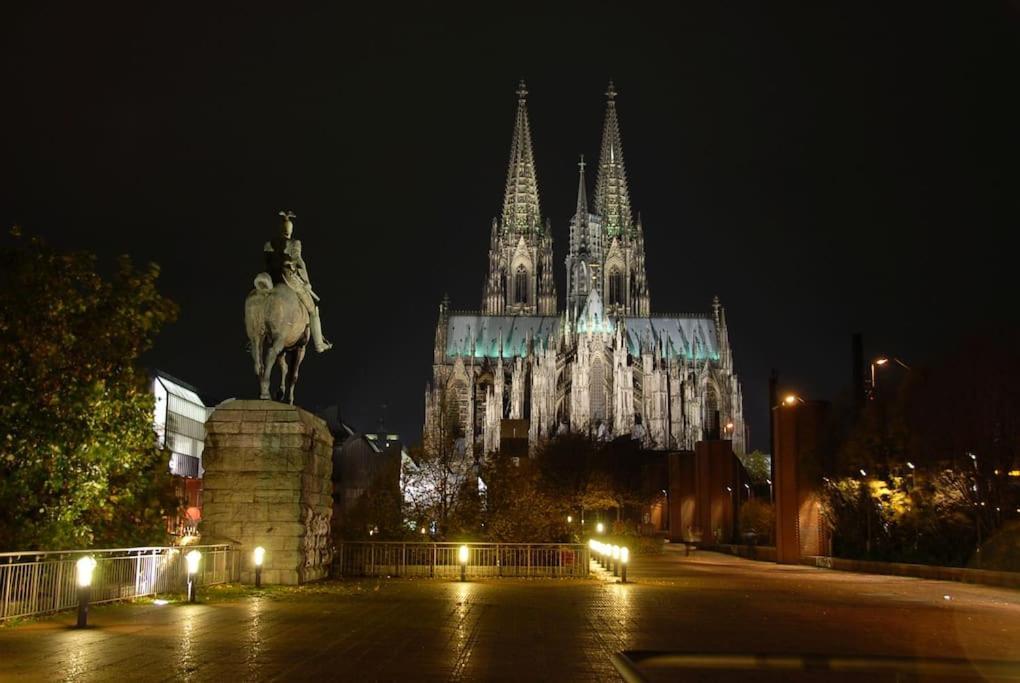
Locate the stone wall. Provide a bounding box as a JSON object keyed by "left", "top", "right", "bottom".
{"left": 200, "top": 400, "right": 333, "bottom": 585}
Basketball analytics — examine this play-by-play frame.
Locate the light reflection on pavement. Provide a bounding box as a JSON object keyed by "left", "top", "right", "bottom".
{"left": 0, "top": 548, "right": 1017, "bottom": 681}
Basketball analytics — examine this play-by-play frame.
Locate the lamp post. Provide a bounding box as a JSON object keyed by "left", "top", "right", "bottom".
{"left": 766, "top": 478, "right": 773, "bottom": 502}
{"left": 869, "top": 356, "right": 911, "bottom": 400}
{"left": 611, "top": 546, "right": 620, "bottom": 577}
{"left": 75, "top": 556, "right": 97, "bottom": 628}
{"left": 458, "top": 544, "right": 468, "bottom": 582}
{"left": 186, "top": 550, "right": 201, "bottom": 603}
{"left": 620, "top": 547, "right": 629, "bottom": 583}
{"left": 253, "top": 546, "right": 265, "bottom": 588}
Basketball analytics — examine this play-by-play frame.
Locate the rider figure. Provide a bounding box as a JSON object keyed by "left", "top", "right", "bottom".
{"left": 264, "top": 210, "right": 332, "bottom": 352}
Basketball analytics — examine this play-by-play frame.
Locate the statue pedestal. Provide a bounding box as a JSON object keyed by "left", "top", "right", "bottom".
{"left": 200, "top": 400, "right": 333, "bottom": 584}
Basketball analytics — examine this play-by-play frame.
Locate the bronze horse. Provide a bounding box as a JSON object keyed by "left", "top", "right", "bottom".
{"left": 245, "top": 272, "right": 309, "bottom": 403}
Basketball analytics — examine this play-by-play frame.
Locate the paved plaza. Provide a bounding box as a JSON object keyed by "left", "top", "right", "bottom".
{"left": 1, "top": 548, "right": 1019, "bottom": 681}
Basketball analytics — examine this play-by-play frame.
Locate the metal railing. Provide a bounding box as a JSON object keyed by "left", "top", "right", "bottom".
{"left": 334, "top": 542, "right": 590, "bottom": 579}
{"left": 0, "top": 544, "right": 240, "bottom": 622}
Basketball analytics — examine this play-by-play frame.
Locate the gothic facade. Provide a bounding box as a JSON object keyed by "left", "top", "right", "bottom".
{"left": 425, "top": 81, "right": 746, "bottom": 458}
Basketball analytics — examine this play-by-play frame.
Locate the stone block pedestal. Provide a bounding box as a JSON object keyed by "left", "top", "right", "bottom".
{"left": 200, "top": 400, "right": 334, "bottom": 584}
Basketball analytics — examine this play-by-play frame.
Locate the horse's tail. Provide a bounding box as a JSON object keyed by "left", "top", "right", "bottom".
{"left": 254, "top": 272, "right": 273, "bottom": 292}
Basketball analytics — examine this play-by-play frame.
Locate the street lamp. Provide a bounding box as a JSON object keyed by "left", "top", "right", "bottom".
{"left": 567, "top": 515, "right": 573, "bottom": 524}
{"left": 458, "top": 544, "right": 469, "bottom": 582}
{"left": 620, "top": 547, "right": 629, "bottom": 583}
{"left": 596, "top": 522, "right": 605, "bottom": 534}
{"left": 253, "top": 546, "right": 266, "bottom": 588}
{"left": 782, "top": 394, "right": 802, "bottom": 407}
{"left": 186, "top": 550, "right": 201, "bottom": 603}
{"left": 766, "top": 478, "right": 773, "bottom": 501}
{"left": 75, "top": 556, "right": 97, "bottom": 628}
{"left": 869, "top": 356, "right": 911, "bottom": 399}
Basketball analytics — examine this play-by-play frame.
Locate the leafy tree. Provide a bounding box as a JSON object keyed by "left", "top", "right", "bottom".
{"left": 0, "top": 229, "right": 179, "bottom": 550}
{"left": 737, "top": 450, "right": 771, "bottom": 484}
{"left": 482, "top": 456, "right": 567, "bottom": 542}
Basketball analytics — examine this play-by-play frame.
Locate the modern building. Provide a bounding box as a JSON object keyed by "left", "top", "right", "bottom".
{"left": 425, "top": 81, "right": 746, "bottom": 458}
{"left": 152, "top": 370, "right": 211, "bottom": 537}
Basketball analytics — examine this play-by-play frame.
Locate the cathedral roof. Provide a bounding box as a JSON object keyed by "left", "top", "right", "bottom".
{"left": 444, "top": 312, "right": 720, "bottom": 361}
{"left": 446, "top": 314, "right": 560, "bottom": 359}
{"left": 623, "top": 317, "right": 720, "bottom": 362}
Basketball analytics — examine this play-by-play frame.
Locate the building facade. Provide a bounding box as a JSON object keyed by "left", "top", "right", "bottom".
{"left": 425, "top": 82, "right": 746, "bottom": 458}
{"left": 152, "top": 370, "right": 211, "bottom": 537}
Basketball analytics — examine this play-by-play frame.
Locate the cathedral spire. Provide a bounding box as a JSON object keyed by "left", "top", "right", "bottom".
{"left": 575, "top": 154, "right": 588, "bottom": 221}
{"left": 594, "top": 80, "right": 633, "bottom": 238}
{"left": 501, "top": 80, "right": 542, "bottom": 234}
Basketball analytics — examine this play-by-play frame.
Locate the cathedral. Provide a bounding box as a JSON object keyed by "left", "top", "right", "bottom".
{"left": 425, "top": 81, "right": 746, "bottom": 457}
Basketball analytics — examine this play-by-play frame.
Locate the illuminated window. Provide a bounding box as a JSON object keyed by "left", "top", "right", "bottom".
{"left": 514, "top": 266, "right": 528, "bottom": 304}
{"left": 608, "top": 269, "right": 623, "bottom": 306}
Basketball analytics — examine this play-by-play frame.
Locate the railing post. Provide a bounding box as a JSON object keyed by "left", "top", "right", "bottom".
{"left": 497, "top": 544, "right": 502, "bottom": 578}
{"left": 401, "top": 543, "right": 406, "bottom": 577}
{"left": 431, "top": 544, "right": 436, "bottom": 578}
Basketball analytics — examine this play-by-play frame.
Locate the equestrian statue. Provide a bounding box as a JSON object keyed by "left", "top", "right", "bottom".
{"left": 245, "top": 210, "right": 332, "bottom": 403}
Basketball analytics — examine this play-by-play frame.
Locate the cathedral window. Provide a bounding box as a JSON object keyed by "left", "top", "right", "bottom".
{"left": 608, "top": 269, "right": 623, "bottom": 306}
{"left": 514, "top": 265, "right": 529, "bottom": 304}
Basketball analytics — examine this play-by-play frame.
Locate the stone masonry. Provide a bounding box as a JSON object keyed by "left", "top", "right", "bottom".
{"left": 200, "top": 400, "right": 333, "bottom": 584}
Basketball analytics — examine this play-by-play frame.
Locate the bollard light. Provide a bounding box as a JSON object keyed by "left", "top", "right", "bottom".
{"left": 612, "top": 545, "right": 620, "bottom": 576}
{"left": 620, "top": 547, "right": 629, "bottom": 583}
{"left": 459, "top": 544, "right": 468, "bottom": 582}
{"left": 75, "top": 556, "right": 97, "bottom": 628}
{"left": 253, "top": 546, "right": 266, "bottom": 588}
{"left": 596, "top": 522, "right": 605, "bottom": 534}
{"left": 186, "top": 550, "right": 201, "bottom": 603}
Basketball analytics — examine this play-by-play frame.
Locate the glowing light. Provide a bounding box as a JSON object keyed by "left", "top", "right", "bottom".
{"left": 612, "top": 546, "right": 620, "bottom": 560}
{"left": 567, "top": 515, "right": 573, "bottom": 523}
{"left": 1009, "top": 470, "right": 1020, "bottom": 478}
{"left": 874, "top": 358, "right": 889, "bottom": 366}
{"left": 621, "top": 547, "right": 629, "bottom": 564}
{"left": 906, "top": 462, "right": 915, "bottom": 469}
{"left": 725, "top": 486, "right": 732, "bottom": 492}
{"left": 596, "top": 522, "right": 605, "bottom": 534}
{"left": 253, "top": 546, "right": 265, "bottom": 567}
{"left": 185, "top": 550, "right": 201, "bottom": 575}
{"left": 969, "top": 453, "right": 977, "bottom": 461}
{"left": 458, "top": 545, "right": 469, "bottom": 564}
{"left": 783, "top": 394, "right": 798, "bottom": 406}
{"left": 153, "top": 599, "right": 169, "bottom": 606}
{"left": 76, "top": 556, "right": 97, "bottom": 588}
{"left": 860, "top": 469, "right": 867, "bottom": 477}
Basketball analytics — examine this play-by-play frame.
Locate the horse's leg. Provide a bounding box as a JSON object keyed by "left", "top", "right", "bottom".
{"left": 261, "top": 338, "right": 286, "bottom": 400}
{"left": 276, "top": 352, "right": 289, "bottom": 403}
{"left": 287, "top": 344, "right": 306, "bottom": 405}
{"left": 251, "top": 333, "right": 264, "bottom": 379}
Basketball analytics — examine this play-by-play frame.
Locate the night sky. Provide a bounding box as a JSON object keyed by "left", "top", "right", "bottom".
{"left": 2, "top": 5, "right": 1017, "bottom": 451}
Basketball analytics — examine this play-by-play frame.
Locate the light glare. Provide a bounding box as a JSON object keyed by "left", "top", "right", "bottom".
{"left": 76, "top": 556, "right": 97, "bottom": 588}
{"left": 186, "top": 549, "right": 201, "bottom": 575}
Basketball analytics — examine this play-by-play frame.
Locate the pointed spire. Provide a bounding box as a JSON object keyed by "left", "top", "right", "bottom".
{"left": 595, "top": 80, "right": 633, "bottom": 238}
{"left": 501, "top": 79, "right": 542, "bottom": 234}
{"left": 576, "top": 154, "right": 588, "bottom": 219}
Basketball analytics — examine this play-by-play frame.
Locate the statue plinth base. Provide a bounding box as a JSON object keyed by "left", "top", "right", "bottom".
{"left": 200, "top": 400, "right": 333, "bottom": 584}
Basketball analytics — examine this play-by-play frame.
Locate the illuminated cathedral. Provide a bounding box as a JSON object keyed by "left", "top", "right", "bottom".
{"left": 425, "top": 81, "right": 746, "bottom": 457}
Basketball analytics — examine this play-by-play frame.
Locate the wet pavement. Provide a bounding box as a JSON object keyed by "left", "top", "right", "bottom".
{"left": 1, "top": 547, "right": 1019, "bottom": 681}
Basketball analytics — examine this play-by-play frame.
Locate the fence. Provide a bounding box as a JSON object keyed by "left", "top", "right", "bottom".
{"left": 0, "top": 544, "right": 240, "bottom": 622}
{"left": 334, "top": 542, "right": 590, "bottom": 579}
